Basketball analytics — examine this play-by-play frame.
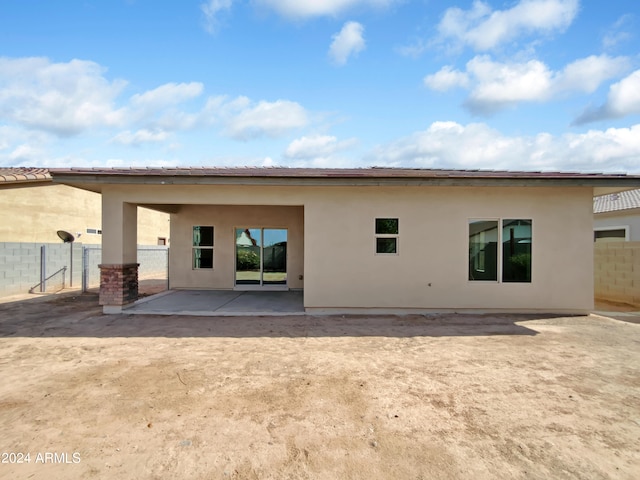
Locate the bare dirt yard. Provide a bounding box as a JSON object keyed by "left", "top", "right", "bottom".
{"left": 0, "top": 292, "right": 638, "bottom": 479}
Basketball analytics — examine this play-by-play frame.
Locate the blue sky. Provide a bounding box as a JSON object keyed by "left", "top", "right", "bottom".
{"left": 0, "top": 0, "right": 639, "bottom": 172}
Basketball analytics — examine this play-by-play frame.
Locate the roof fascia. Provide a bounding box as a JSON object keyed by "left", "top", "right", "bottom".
{"left": 51, "top": 174, "right": 640, "bottom": 189}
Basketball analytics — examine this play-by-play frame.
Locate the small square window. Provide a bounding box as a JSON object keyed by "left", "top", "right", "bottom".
{"left": 193, "top": 226, "right": 213, "bottom": 247}
{"left": 375, "top": 218, "right": 399, "bottom": 235}
{"left": 193, "top": 248, "right": 214, "bottom": 269}
{"left": 375, "top": 218, "right": 399, "bottom": 255}
{"left": 376, "top": 237, "right": 397, "bottom": 254}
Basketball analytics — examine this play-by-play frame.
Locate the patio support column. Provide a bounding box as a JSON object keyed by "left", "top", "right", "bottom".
{"left": 99, "top": 193, "right": 138, "bottom": 313}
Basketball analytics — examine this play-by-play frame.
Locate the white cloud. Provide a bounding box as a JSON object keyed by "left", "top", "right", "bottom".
{"left": 0, "top": 57, "right": 127, "bottom": 136}
{"left": 7, "top": 143, "right": 43, "bottom": 164}
{"left": 438, "top": 0, "right": 579, "bottom": 51}
{"left": 574, "top": 70, "right": 640, "bottom": 125}
{"left": 218, "top": 98, "right": 310, "bottom": 139}
{"left": 329, "top": 21, "right": 366, "bottom": 66}
{"left": 555, "top": 55, "right": 630, "bottom": 93}
{"left": 126, "top": 82, "right": 204, "bottom": 130}
{"left": 111, "top": 129, "right": 171, "bottom": 146}
{"left": 254, "top": 0, "right": 396, "bottom": 19}
{"left": 602, "top": 14, "right": 634, "bottom": 50}
{"left": 424, "top": 54, "right": 629, "bottom": 114}
{"left": 130, "top": 82, "right": 203, "bottom": 109}
{"left": 424, "top": 66, "right": 470, "bottom": 91}
{"left": 366, "top": 121, "right": 640, "bottom": 173}
{"left": 0, "top": 56, "right": 314, "bottom": 147}
{"left": 395, "top": 40, "right": 428, "bottom": 59}
{"left": 285, "top": 134, "right": 357, "bottom": 159}
{"left": 465, "top": 56, "right": 554, "bottom": 112}
{"left": 201, "top": 0, "right": 234, "bottom": 33}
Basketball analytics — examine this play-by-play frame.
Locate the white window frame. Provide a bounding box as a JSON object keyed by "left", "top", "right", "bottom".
{"left": 594, "top": 226, "right": 630, "bottom": 242}
{"left": 192, "top": 225, "right": 214, "bottom": 269}
{"left": 468, "top": 218, "right": 500, "bottom": 283}
{"left": 374, "top": 218, "right": 399, "bottom": 256}
{"left": 468, "top": 217, "right": 533, "bottom": 283}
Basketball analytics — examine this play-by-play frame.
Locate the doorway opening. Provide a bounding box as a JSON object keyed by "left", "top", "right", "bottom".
{"left": 235, "top": 228, "right": 287, "bottom": 288}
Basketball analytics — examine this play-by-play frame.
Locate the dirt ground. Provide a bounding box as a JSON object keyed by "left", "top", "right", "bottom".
{"left": 0, "top": 292, "right": 638, "bottom": 480}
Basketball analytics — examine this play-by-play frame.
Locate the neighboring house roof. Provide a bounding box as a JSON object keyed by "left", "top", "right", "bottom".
{"left": 0, "top": 167, "right": 51, "bottom": 184}
{"left": 594, "top": 188, "right": 640, "bottom": 214}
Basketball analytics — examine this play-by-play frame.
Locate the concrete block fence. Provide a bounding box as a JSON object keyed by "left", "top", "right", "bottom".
{"left": 0, "top": 243, "right": 168, "bottom": 298}
{"left": 0, "top": 242, "right": 82, "bottom": 297}
{"left": 594, "top": 242, "right": 640, "bottom": 307}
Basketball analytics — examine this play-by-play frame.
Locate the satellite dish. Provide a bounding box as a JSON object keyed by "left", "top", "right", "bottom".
{"left": 57, "top": 230, "right": 75, "bottom": 243}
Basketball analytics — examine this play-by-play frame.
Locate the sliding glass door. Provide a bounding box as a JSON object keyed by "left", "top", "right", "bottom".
{"left": 235, "top": 228, "right": 287, "bottom": 287}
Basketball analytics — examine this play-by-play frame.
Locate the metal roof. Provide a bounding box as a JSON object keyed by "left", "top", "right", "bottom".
{"left": 48, "top": 167, "right": 640, "bottom": 196}
{"left": 49, "top": 166, "right": 636, "bottom": 180}
{"left": 594, "top": 188, "right": 640, "bottom": 214}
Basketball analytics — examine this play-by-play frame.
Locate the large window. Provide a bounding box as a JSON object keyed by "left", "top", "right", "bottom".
{"left": 502, "top": 219, "right": 532, "bottom": 282}
{"left": 468, "top": 220, "right": 498, "bottom": 281}
{"left": 375, "top": 218, "right": 399, "bottom": 254}
{"left": 469, "top": 219, "right": 532, "bottom": 283}
{"left": 193, "top": 226, "right": 214, "bottom": 269}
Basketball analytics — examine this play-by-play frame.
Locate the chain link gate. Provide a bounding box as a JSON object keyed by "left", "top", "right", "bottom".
{"left": 82, "top": 246, "right": 169, "bottom": 292}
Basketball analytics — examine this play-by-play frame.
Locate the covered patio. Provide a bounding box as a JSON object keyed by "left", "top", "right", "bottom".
{"left": 125, "top": 289, "right": 304, "bottom": 316}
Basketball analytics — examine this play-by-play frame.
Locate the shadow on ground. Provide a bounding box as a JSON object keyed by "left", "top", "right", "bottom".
{"left": 0, "top": 291, "right": 581, "bottom": 339}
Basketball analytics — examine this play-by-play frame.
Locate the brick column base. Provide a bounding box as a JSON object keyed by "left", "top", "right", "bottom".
{"left": 99, "top": 263, "right": 139, "bottom": 308}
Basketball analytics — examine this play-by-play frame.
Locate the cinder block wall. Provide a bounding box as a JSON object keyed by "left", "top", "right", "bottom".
{"left": 0, "top": 242, "right": 82, "bottom": 297}
{"left": 594, "top": 242, "right": 640, "bottom": 307}
{"left": 0, "top": 243, "right": 167, "bottom": 297}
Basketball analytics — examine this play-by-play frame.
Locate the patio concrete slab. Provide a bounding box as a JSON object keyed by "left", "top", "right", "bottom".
{"left": 125, "top": 289, "right": 304, "bottom": 316}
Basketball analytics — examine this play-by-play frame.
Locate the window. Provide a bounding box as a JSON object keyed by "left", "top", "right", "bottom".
{"left": 469, "top": 219, "right": 532, "bottom": 283}
{"left": 193, "top": 226, "right": 214, "bottom": 269}
{"left": 502, "top": 219, "right": 532, "bottom": 283}
{"left": 86, "top": 228, "right": 102, "bottom": 235}
{"left": 375, "top": 218, "right": 398, "bottom": 254}
{"left": 594, "top": 226, "right": 628, "bottom": 243}
{"left": 157, "top": 237, "right": 167, "bottom": 246}
{"left": 468, "top": 220, "right": 498, "bottom": 281}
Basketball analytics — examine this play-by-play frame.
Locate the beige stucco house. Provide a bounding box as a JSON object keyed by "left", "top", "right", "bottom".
{"left": 50, "top": 167, "right": 640, "bottom": 314}
{"left": 0, "top": 168, "right": 169, "bottom": 245}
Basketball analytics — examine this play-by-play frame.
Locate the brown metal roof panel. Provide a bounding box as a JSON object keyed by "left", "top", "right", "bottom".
{"left": 48, "top": 166, "right": 640, "bottom": 181}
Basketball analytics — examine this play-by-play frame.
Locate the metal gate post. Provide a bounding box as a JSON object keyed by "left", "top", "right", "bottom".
{"left": 40, "top": 245, "right": 46, "bottom": 293}
{"left": 82, "top": 246, "right": 88, "bottom": 292}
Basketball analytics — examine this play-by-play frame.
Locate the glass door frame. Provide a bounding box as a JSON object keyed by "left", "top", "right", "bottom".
{"left": 234, "top": 227, "right": 288, "bottom": 290}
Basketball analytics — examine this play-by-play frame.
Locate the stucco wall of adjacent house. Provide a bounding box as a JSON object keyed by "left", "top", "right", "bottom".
{"left": 98, "top": 183, "right": 594, "bottom": 312}
{"left": 0, "top": 182, "right": 169, "bottom": 245}
{"left": 168, "top": 205, "right": 304, "bottom": 290}
{"left": 594, "top": 209, "right": 640, "bottom": 241}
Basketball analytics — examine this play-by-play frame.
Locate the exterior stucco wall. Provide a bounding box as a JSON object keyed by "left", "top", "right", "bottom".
{"left": 302, "top": 186, "right": 594, "bottom": 312}
{"left": 594, "top": 209, "right": 640, "bottom": 241}
{"left": 98, "top": 184, "right": 594, "bottom": 312}
{"left": 169, "top": 205, "right": 304, "bottom": 290}
{"left": 0, "top": 182, "right": 169, "bottom": 245}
